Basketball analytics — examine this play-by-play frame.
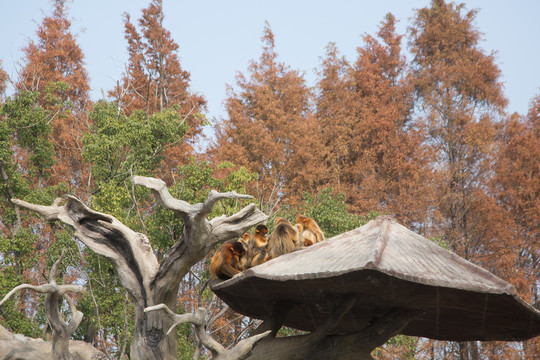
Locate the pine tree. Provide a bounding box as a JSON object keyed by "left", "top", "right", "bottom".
{"left": 211, "top": 22, "right": 319, "bottom": 206}
{"left": 16, "top": 0, "right": 90, "bottom": 192}
{"left": 409, "top": 1, "right": 507, "bottom": 358}
{"left": 112, "top": 0, "right": 206, "bottom": 171}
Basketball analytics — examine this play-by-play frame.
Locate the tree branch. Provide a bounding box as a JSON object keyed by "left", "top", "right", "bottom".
{"left": 0, "top": 252, "right": 87, "bottom": 360}
{"left": 201, "top": 190, "right": 254, "bottom": 218}
{"left": 245, "top": 308, "right": 419, "bottom": 360}
{"left": 0, "top": 284, "right": 56, "bottom": 306}
{"left": 145, "top": 304, "right": 271, "bottom": 360}
{"left": 133, "top": 176, "right": 267, "bottom": 304}
{"left": 12, "top": 196, "right": 159, "bottom": 301}
{"left": 209, "top": 203, "right": 267, "bottom": 245}
{"left": 131, "top": 175, "right": 192, "bottom": 216}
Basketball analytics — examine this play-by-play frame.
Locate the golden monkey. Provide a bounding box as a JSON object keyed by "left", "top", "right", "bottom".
{"left": 210, "top": 240, "right": 245, "bottom": 280}
{"left": 296, "top": 215, "right": 324, "bottom": 247}
{"left": 295, "top": 223, "right": 304, "bottom": 246}
{"left": 267, "top": 218, "right": 301, "bottom": 259}
{"left": 241, "top": 225, "right": 270, "bottom": 269}
{"left": 238, "top": 232, "right": 252, "bottom": 251}
{"left": 253, "top": 224, "right": 269, "bottom": 248}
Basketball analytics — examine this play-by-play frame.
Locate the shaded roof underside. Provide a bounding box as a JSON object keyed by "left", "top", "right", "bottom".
{"left": 211, "top": 216, "right": 540, "bottom": 341}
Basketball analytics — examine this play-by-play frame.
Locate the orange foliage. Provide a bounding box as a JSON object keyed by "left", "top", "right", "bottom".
{"left": 111, "top": 0, "right": 206, "bottom": 174}
{"left": 15, "top": 0, "right": 91, "bottom": 194}
{"left": 490, "top": 99, "right": 540, "bottom": 358}
{"left": 211, "top": 22, "right": 320, "bottom": 205}
{"left": 410, "top": 0, "right": 507, "bottom": 257}
{"left": 0, "top": 60, "right": 7, "bottom": 100}
{"left": 316, "top": 15, "right": 432, "bottom": 228}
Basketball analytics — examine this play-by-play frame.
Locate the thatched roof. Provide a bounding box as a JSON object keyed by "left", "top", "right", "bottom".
{"left": 211, "top": 216, "right": 540, "bottom": 341}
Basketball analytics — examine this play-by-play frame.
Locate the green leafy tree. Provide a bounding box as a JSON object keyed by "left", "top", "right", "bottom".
{"left": 112, "top": 0, "right": 207, "bottom": 172}
{"left": 79, "top": 100, "right": 258, "bottom": 357}
{"left": 0, "top": 86, "right": 70, "bottom": 336}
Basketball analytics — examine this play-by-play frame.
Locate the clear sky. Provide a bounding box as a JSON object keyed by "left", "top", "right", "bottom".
{"left": 1, "top": 0, "right": 539, "bottom": 123}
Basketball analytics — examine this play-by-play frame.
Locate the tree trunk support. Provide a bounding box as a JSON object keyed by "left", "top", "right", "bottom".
{"left": 250, "top": 302, "right": 295, "bottom": 337}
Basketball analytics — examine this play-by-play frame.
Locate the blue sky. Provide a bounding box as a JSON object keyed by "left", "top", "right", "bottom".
{"left": 1, "top": 0, "right": 539, "bottom": 122}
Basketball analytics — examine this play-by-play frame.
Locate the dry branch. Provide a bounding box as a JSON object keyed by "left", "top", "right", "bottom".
{"left": 145, "top": 304, "right": 271, "bottom": 360}
{"left": 0, "top": 250, "right": 88, "bottom": 360}
{"left": 132, "top": 175, "right": 268, "bottom": 305}
{"left": 12, "top": 196, "right": 159, "bottom": 301}
{"left": 12, "top": 177, "right": 268, "bottom": 359}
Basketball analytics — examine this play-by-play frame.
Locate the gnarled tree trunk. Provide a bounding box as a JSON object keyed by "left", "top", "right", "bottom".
{"left": 0, "top": 250, "right": 104, "bottom": 360}
{"left": 13, "top": 176, "right": 267, "bottom": 360}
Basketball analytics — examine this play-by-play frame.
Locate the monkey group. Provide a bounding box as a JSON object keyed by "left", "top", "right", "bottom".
{"left": 210, "top": 215, "right": 325, "bottom": 280}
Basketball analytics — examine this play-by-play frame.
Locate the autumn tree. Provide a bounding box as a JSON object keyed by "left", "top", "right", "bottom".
{"left": 0, "top": 61, "right": 7, "bottom": 101}
{"left": 112, "top": 0, "right": 207, "bottom": 172}
{"left": 316, "top": 15, "right": 430, "bottom": 226}
{"left": 0, "top": 0, "right": 91, "bottom": 341}
{"left": 490, "top": 96, "right": 540, "bottom": 359}
{"left": 211, "top": 22, "right": 319, "bottom": 206}
{"left": 16, "top": 0, "right": 90, "bottom": 192}
{"left": 409, "top": 0, "right": 507, "bottom": 358}
{"left": 314, "top": 43, "right": 353, "bottom": 196}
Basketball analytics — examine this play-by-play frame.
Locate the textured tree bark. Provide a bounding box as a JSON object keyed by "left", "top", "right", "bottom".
{"left": 0, "top": 324, "right": 106, "bottom": 360}
{"left": 0, "top": 250, "right": 100, "bottom": 360}
{"left": 13, "top": 176, "right": 267, "bottom": 360}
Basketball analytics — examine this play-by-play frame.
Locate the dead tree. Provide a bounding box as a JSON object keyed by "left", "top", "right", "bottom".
{"left": 0, "top": 250, "right": 104, "bottom": 360}
{"left": 12, "top": 176, "right": 267, "bottom": 360}
{"left": 145, "top": 304, "right": 271, "bottom": 360}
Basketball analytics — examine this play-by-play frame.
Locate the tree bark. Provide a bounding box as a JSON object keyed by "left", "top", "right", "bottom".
{"left": 13, "top": 176, "right": 268, "bottom": 360}
{"left": 0, "top": 250, "right": 93, "bottom": 360}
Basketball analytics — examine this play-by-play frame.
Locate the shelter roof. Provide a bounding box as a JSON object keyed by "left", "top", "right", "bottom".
{"left": 211, "top": 216, "right": 540, "bottom": 341}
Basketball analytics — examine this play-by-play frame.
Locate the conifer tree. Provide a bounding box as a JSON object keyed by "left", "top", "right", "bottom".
{"left": 409, "top": 1, "right": 507, "bottom": 358}
{"left": 491, "top": 97, "right": 540, "bottom": 358}
{"left": 316, "top": 15, "right": 428, "bottom": 226}
{"left": 112, "top": 0, "right": 206, "bottom": 170}
{"left": 212, "top": 22, "right": 319, "bottom": 205}
{"left": 16, "top": 0, "right": 90, "bottom": 192}
{"left": 409, "top": 0, "right": 506, "bottom": 258}
{"left": 315, "top": 43, "right": 353, "bottom": 194}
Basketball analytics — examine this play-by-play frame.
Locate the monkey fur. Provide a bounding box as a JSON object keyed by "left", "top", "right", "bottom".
{"left": 267, "top": 218, "right": 302, "bottom": 259}
{"left": 296, "top": 215, "right": 325, "bottom": 247}
{"left": 253, "top": 224, "right": 269, "bottom": 247}
{"left": 240, "top": 225, "right": 270, "bottom": 269}
{"left": 210, "top": 240, "right": 246, "bottom": 280}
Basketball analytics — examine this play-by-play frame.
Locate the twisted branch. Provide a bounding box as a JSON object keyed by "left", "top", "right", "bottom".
{"left": 145, "top": 304, "right": 271, "bottom": 360}
{"left": 0, "top": 249, "right": 86, "bottom": 360}
{"left": 11, "top": 196, "right": 159, "bottom": 300}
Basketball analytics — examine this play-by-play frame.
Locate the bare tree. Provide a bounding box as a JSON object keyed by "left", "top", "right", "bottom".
{"left": 12, "top": 176, "right": 267, "bottom": 360}
{"left": 0, "top": 250, "right": 105, "bottom": 360}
